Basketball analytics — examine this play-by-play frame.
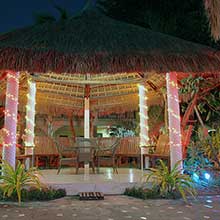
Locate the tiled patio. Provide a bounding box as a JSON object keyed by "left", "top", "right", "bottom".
{"left": 39, "top": 168, "right": 149, "bottom": 195}
{"left": 1, "top": 195, "right": 220, "bottom": 220}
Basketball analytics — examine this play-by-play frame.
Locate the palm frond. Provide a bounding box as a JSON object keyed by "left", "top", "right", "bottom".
{"left": 33, "top": 12, "right": 56, "bottom": 25}
{"left": 204, "top": 0, "right": 220, "bottom": 41}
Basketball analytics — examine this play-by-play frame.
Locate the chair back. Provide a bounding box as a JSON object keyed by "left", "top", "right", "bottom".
{"left": 76, "top": 138, "right": 95, "bottom": 162}
{"left": 111, "top": 138, "right": 121, "bottom": 155}
{"left": 53, "top": 138, "right": 63, "bottom": 156}
{"left": 97, "top": 137, "right": 121, "bottom": 156}
{"left": 155, "top": 134, "right": 169, "bottom": 155}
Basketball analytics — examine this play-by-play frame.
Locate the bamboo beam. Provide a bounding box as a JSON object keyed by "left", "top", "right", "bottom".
{"left": 31, "top": 75, "right": 144, "bottom": 85}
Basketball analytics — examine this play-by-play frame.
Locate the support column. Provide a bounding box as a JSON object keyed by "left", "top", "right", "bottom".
{"left": 84, "top": 97, "right": 90, "bottom": 177}
{"left": 2, "top": 71, "right": 19, "bottom": 169}
{"left": 166, "top": 72, "right": 183, "bottom": 170}
{"left": 139, "top": 84, "right": 149, "bottom": 170}
{"left": 24, "top": 79, "right": 36, "bottom": 168}
{"left": 84, "top": 98, "right": 90, "bottom": 139}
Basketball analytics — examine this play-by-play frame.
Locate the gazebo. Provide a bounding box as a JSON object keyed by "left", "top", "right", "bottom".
{"left": 0, "top": 8, "right": 220, "bottom": 172}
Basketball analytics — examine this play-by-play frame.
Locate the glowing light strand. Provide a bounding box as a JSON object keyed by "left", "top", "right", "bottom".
{"left": 166, "top": 72, "right": 183, "bottom": 170}
{"left": 2, "top": 72, "right": 19, "bottom": 169}
{"left": 24, "top": 79, "right": 36, "bottom": 148}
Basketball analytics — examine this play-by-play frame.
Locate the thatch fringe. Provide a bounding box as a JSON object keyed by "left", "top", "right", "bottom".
{"left": 204, "top": 0, "right": 220, "bottom": 41}
{"left": 0, "top": 47, "right": 220, "bottom": 74}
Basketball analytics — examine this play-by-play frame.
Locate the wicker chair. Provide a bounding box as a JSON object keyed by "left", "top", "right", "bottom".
{"left": 95, "top": 138, "right": 121, "bottom": 174}
{"left": 73, "top": 138, "right": 96, "bottom": 174}
{"left": 54, "top": 138, "right": 78, "bottom": 174}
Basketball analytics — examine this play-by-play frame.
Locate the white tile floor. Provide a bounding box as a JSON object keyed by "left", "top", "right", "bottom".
{"left": 39, "top": 168, "right": 149, "bottom": 195}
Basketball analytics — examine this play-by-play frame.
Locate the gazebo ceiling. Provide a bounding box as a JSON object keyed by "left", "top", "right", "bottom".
{"left": 1, "top": 72, "right": 219, "bottom": 116}
{"left": 0, "top": 71, "right": 164, "bottom": 116}
{"left": 0, "top": 9, "right": 220, "bottom": 74}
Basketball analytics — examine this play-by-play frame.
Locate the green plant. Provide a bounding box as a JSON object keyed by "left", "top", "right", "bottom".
{"left": 204, "top": 129, "right": 220, "bottom": 169}
{"left": 124, "top": 187, "right": 161, "bottom": 199}
{"left": 0, "top": 187, "right": 66, "bottom": 202}
{"left": 146, "top": 160, "right": 197, "bottom": 201}
{"left": 0, "top": 160, "right": 41, "bottom": 204}
{"left": 184, "top": 141, "right": 209, "bottom": 173}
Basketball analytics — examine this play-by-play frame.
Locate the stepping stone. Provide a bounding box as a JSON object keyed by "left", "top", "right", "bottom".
{"left": 131, "top": 207, "right": 138, "bottom": 210}
{"left": 56, "top": 213, "right": 63, "bottom": 217}
{"left": 204, "top": 205, "right": 213, "bottom": 209}
{"left": 206, "top": 200, "right": 212, "bottom": 203}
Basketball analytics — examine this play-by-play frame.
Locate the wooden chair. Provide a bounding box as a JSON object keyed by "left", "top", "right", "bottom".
{"left": 95, "top": 138, "right": 121, "bottom": 174}
{"left": 54, "top": 138, "right": 78, "bottom": 174}
{"left": 143, "top": 134, "right": 170, "bottom": 169}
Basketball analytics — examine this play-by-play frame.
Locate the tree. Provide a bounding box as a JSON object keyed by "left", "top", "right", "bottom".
{"left": 96, "top": 0, "right": 219, "bottom": 47}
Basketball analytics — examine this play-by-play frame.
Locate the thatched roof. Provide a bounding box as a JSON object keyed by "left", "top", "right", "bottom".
{"left": 0, "top": 9, "right": 220, "bottom": 74}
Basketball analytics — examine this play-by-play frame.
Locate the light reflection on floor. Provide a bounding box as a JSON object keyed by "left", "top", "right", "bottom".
{"left": 40, "top": 167, "right": 148, "bottom": 183}
{"left": 39, "top": 168, "right": 149, "bottom": 195}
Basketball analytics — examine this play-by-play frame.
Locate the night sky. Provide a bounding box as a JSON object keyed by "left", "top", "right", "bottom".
{"left": 0, "top": 0, "right": 90, "bottom": 33}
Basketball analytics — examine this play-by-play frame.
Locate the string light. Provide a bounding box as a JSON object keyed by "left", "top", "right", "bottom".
{"left": 138, "top": 84, "right": 149, "bottom": 148}
{"left": 2, "top": 71, "right": 19, "bottom": 170}
{"left": 24, "top": 79, "right": 36, "bottom": 148}
{"left": 166, "top": 72, "right": 183, "bottom": 170}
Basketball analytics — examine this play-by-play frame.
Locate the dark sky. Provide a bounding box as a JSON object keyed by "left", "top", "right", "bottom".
{"left": 0, "top": 0, "right": 90, "bottom": 33}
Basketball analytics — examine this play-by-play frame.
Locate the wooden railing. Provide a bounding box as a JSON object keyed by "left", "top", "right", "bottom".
{"left": 34, "top": 136, "right": 141, "bottom": 156}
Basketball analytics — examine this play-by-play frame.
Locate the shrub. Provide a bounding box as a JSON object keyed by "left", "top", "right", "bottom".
{"left": 124, "top": 187, "right": 162, "bottom": 199}
{"left": 0, "top": 160, "right": 41, "bottom": 204}
{"left": 0, "top": 187, "right": 66, "bottom": 202}
{"left": 146, "top": 160, "right": 197, "bottom": 201}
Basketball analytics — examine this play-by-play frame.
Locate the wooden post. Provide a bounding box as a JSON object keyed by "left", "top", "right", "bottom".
{"left": 138, "top": 83, "right": 149, "bottom": 170}
{"left": 84, "top": 97, "right": 90, "bottom": 176}
{"left": 24, "top": 79, "right": 36, "bottom": 168}
{"left": 166, "top": 72, "right": 183, "bottom": 170}
{"left": 2, "top": 71, "right": 19, "bottom": 169}
{"left": 84, "top": 98, "right": 90, "bottom": 139}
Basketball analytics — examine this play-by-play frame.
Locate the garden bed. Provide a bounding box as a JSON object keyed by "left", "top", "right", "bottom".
{"left": 0, "top": 187, "right": 66, "bottom": 202}
{"left": 124, "top": 187, "right": 181, "bottom": 200}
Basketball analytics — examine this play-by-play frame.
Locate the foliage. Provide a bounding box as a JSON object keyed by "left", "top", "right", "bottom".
{"left": 33, "top": 0, "right": 94, "bottom": 25}
{"left": 203, "top": 129, "right": 220, "bottom": 169}
{"left": 180, "top": 75, "right": 220, "bottom": 127}
{"left": 184, "top": 141, "right": 210, "bottom": 173}
{"left": 124, "top": 186, "right": 169, "bottom": 199}
{"left": 96, "top": 0, "right": 219, "bottom": 47}
{"left": 0, "top": 187, "right": 66, "bottom": 202}
{"left": 179, "top": 75, "right": 204, "bottom": 96}
{"left": 0, "top": 160, "right": 41, "bottom": 204}
{"left": 146, "top": 160, "right": 197, "bottom": 201}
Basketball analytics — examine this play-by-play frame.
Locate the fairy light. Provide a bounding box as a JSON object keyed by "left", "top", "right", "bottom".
{"left": 24, "top": 79, "right": 36, "bottom": 153}
{"left": 166, "top": 72, "right": 183, "bottom": 170}
{"left": 2, "top": 71, "right": 20, "bottom": 169}
{"left": 138, "top": 84, "right": 149, "bottom": 170}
